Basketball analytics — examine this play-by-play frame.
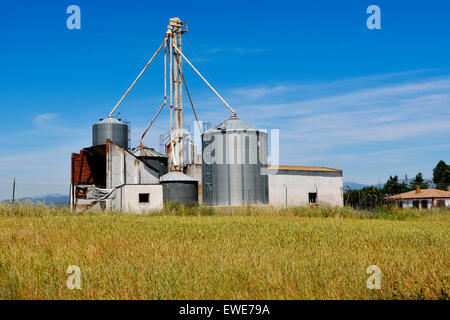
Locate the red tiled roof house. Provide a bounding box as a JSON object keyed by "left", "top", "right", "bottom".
{"left": 385, "top": 187, "right": 450, "bottom": 209}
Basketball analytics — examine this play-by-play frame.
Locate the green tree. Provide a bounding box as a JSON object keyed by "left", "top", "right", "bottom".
{"left": 432, "top": 160, "right": 450, "bottom": 190}
{"left": 409, "top": 172, "right": 428, "bottom": 190}
{"left": 384, "top": 175, "right": 400, "bottom": 195}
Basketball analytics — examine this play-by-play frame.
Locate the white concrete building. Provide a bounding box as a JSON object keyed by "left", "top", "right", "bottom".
{"left": 71, "top": 140, "right": 163, "bottom": 212}
{"left": 385, "top": 188, "right": 450, "bottom": 209}
{"left": 111, "top": 184, "right": 163, "bottom": 213}
{"left": 264, "top": 165, "right": 344, "bottom": 207}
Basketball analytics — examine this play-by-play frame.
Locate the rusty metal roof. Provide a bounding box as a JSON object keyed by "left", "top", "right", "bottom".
{"left": 131, "top": 146, "right": 166, "bottom": 158}
{"left": 385, "top": 188, "right": 450, "bottom": 199}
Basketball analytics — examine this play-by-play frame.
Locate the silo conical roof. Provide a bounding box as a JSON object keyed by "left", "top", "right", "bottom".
{"left": 204, "top": 116, "right": 259, "bottom": 134}
{"left": 95, "top": 117, "right": 124, "bottom": 125}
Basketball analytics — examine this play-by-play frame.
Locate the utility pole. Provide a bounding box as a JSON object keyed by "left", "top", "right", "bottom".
{"left": 12, "top": 177, "right": 16, "bottom": 204}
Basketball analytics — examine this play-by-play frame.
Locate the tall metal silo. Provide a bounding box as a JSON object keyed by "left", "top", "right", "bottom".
{"left": 92, "top": 118, "right": 129, "bottom": 149}
{"left": 160, "top": 172, "right": 198, "bottom": 206}
{"left": 202, "top": 116, "right": 268, "bottom": 206}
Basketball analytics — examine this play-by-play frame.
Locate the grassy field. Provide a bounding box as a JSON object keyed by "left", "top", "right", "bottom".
{"left": 0, "top": 203, "right": 448, "bottom": 300}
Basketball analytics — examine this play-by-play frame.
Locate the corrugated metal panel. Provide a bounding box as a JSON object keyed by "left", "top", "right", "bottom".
{"left": 162, "top": 182, "right": 198, "bottom": 206}
{"left": 160, "top": 172, "right": 198, "bottom": 206}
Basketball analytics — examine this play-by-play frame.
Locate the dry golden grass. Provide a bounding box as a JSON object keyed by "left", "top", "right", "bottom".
{"left": 0, "top": 203, "right": 448, "bottom": 300}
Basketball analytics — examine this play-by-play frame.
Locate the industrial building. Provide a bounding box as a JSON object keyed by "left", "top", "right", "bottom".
{"left": 265, "top": 165, "right": 343, "bottom": 207}
{"left": 385, "top": 188, "right": 450, "bottom": 209}
{"left": 71, "top": 139, "right": 163, "bottom": 212}
{"left": 70, "top": 17, "right": 344, "bottom": 212}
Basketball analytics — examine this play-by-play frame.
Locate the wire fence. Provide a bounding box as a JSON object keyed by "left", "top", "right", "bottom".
{"left": 344, "top": 183, "right": 450, "bottom": 211}
{"left": 344, "top": 190, "right": 388, "bottom": 210}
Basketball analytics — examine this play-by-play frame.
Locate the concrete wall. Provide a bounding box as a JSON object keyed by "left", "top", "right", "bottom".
{"left": 267, "top": 169, "right": 343, "bottom": 207}
{"left": 106, "top": 141, "right": 159, "bottom": 189}
{"left": 113, "top": 184, "right": 163, "bottom": 213}
{"left": 397, "top": 198, "right": 450, "bottom": 209}
{"left": 186, "top": 163, "right": 202, "bottom": 184}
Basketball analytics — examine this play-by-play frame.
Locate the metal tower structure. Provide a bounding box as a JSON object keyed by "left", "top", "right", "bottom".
{"left": 108, "top": 17, "right": 236, "bottom": 173}
{"left": 167, "top": 17, "right": 187, "bottom": 172}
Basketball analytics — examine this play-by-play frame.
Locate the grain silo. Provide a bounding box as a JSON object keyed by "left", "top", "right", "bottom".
{"left": 160, "top": 172, "right": 198, "bottom": 206}
{"left": 92, "top": 118, "right": 129, "bottom": 149}
{"left": 202, "top": 116, "right": 268, "bottom": 206}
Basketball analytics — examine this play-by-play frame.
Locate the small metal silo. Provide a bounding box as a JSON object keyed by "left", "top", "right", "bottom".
{"left": 202, "top": 116, "right": 268, "bottom": 206}
{"left": 92, "top": 118, "right": 129, "bottom": 149}
{"left": 160, "top": 172, "right": 198, "bottom": 206}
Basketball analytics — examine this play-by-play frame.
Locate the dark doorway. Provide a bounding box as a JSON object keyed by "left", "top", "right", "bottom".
{"left": 421, "top": 200, "right": 428, "bottom": 209}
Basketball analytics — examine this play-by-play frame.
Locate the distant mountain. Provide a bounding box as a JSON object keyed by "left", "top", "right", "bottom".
{"left": 4, "top": 194, "right": 69, "bottom": 205}
{"left": 343, "top": 182, "right": 369, "bottom": 190}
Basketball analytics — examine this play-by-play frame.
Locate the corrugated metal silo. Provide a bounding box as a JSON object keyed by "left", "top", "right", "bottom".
{"left": 92, "top": 118, "right": 129, "bottom": 149}
{"left": 160, "top": 172, "right": 198, "bottom": 206}
{"left": 202, "top": 116, "right": 268, "bottom": 206}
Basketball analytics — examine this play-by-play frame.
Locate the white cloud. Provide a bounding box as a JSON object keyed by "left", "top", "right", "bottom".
{"left": 33, "top": 113, "right": 58, "bottom": 126}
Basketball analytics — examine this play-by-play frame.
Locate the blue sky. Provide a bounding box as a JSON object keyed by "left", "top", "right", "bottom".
{"left": 1, "top": 0, "right": 450, "bottom": 199}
